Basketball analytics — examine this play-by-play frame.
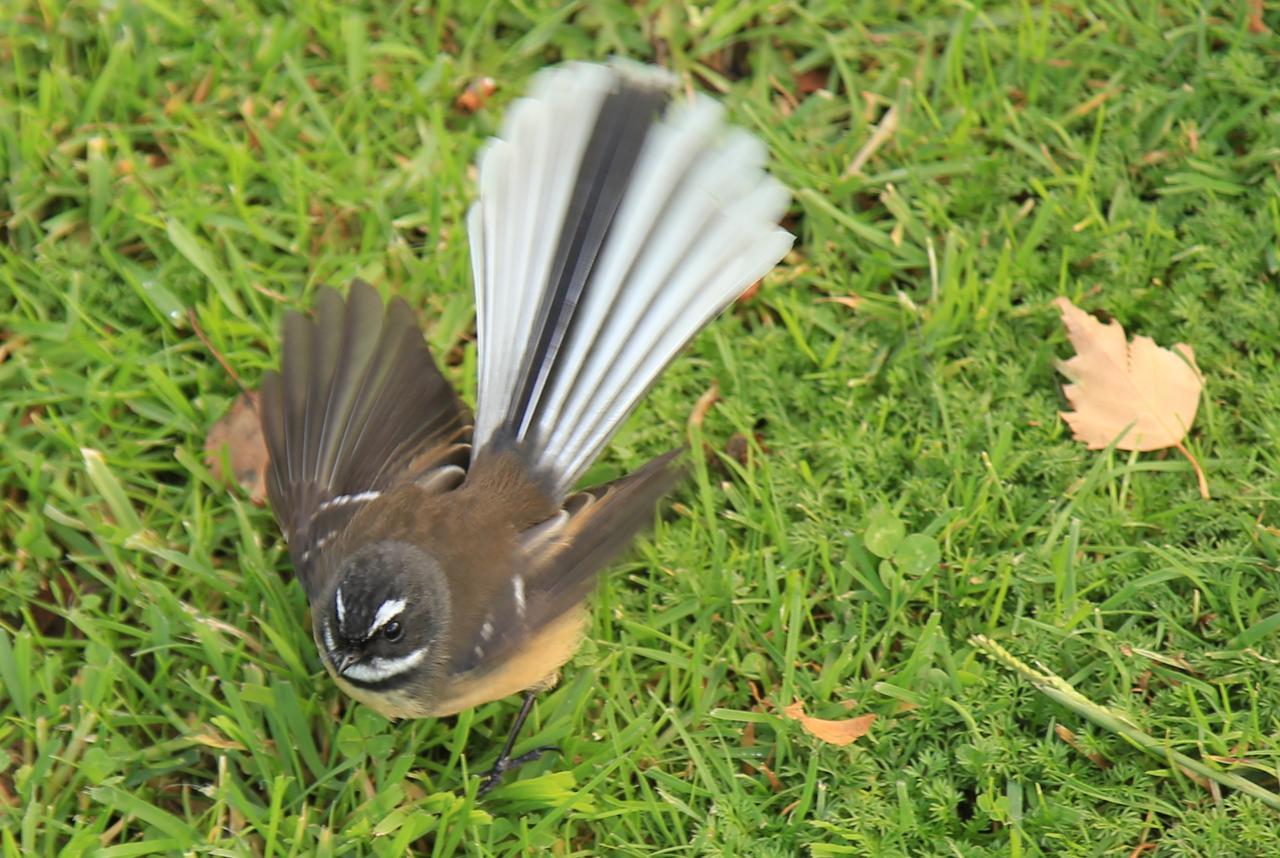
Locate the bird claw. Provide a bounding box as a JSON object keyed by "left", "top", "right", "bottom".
{"left": 477, "top": 745, "right": 560, "bottom": 795}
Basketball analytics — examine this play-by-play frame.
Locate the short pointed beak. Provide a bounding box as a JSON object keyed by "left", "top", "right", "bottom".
{"left": 334, "top": 651, "right": 359, "bottom": 675}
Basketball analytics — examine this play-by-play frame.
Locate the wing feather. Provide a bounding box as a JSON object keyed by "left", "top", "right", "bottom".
{"left": 260, "top": 281, "right": 470, "bottom": 598}
{"left": 445, "top": 449, "right": 683, "bottom": 679}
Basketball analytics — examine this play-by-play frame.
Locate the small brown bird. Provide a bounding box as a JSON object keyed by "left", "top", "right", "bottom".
{"left": 258, "top": 61, "right": 792, "bottom": 790}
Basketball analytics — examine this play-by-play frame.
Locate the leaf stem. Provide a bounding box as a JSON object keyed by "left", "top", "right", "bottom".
{"left": 1173, "top": 439, "right": 1210, "bottom": 500}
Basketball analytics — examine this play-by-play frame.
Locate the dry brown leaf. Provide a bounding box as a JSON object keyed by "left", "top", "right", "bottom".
{"left": 782, "top": 700, "right": 875, "bottom": 747}
{"left": 1118, "top": 644, "right": 1196, "bottom": 674}
{"left": 844, "top": 104, "right": 898, "bottom": 178}
{"left": 1054, "top": 724, "right": 1110, "bottom": 768}
{"left": 736, "top": 277, "right": 763, "bottom": 303}
{"left": 757, "top": 761, "right": 783, "bottom": 793}
{"left": 1248, "top": 0, "right": 1269, "bottom": 34}
{"left": 1054, "top": 298, "right": 1208, "bottom": 498}
{"left": 455, "top": 77, "right": 497, "bottom": 113}
{"left": 816, "top": 295, "right": 862, "bottom": 310}
{"left": 792, "top": 68, "right": 829, "bottom": 97}
{"left": 1054, "top": 298, "right": 1204, "bottom": 449}
{"left": 188, "top": 729, "right": 247, "bottom": 752}
{"left": 204, "top": 390, "right": 269, "bottom": 505}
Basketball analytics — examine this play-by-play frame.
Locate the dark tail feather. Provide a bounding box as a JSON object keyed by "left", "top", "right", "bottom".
{"left": 537, "top": 448, "right": 685, "bottom": 612}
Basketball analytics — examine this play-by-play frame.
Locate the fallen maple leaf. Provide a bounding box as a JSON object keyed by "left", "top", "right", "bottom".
{"left": 1053, "top": 297, "right": 1208, "bottom": 497}
{"left": 782, "top": 700, "right": 875, "bottom": 747}
{"left": 204, "top": 390, "right": 269, "bottom": 505}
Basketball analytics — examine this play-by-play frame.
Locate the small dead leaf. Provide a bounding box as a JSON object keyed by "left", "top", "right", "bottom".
{"left": 736, "top": 278, "right": 763, "bottom": 304}
{"left": 1138, "top": 149, "right": 1170, "bottom": 168}
{"left": 687, "top": 380, "right": 720, "bottom": 431}
{"left": 1248, "top": 0, "right": 1269, "bottom": 34}
{"left": 1054, "top": 724, "right": 1110, "bottom": 768}
{"left": 192, "top": 69, "right": 214, "bottom": 104}
{"left": 1053, "top": 297, "right": 1207, "bottom": 497}
{"left": 1066, "top": 87, "right": 1118, "bottom": 121}
{"left": 782, "top": 700, "right": 875, "bottom": 747}
{"left": 844, "top": 104, "right": 899, "bottom": 178}
{"left": 757, "top": 760, "right": 783, "bottom": 792}
{"left": 793, "top": 68, "right": 828, "bottom": 96}
{"left": 0, "top": 332, "right": 27, "bottom": 365}
{"left": 188, "top": 729, "right": 247, "bottom": 752}
{"left": 181, "top": 602, "right": 264, "bottom": 652}
{"left": 816, "top": 295, "right": 862, "bottom": 310}
{"left": 768, "top": 74, "right": 800, "bottom": 116}
{"left": 204, "top": 391, "right": 269, "bottom": 505}
{"left": 1177, "top": 764, "right": 1214, "bottom": 793}
{"left": 1118, "top": 644, "right": 1197, "bottom": 673}
{"left": 724, "top": 427, "right": 769, "bottom": 469}
{"left": 455, "top": 77, "right": 496, "bottom": 113}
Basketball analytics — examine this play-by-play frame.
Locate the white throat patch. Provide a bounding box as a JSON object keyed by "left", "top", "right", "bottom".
{"left": 340, "top": 645, "right": 430, "bottom": 684}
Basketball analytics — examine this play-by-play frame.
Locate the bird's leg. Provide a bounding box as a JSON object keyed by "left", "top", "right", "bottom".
{"left": 477, "top": 691, "right": 560, "bottom": 795}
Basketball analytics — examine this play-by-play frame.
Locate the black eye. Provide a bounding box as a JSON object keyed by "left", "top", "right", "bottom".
{"left": 382, "top": 621, "right": 403, "bottom": 642}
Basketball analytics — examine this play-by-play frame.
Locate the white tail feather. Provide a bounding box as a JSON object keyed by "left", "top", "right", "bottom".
{"left": 472, "top": 67, "right": 613, "bottom": 450}
{"left": 469, "top": 62, "right": 793, "bottom": 495}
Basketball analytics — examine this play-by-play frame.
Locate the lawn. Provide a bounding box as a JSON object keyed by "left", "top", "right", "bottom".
{"left": 4, "top": 1, "right": 1280, "bottom": 855}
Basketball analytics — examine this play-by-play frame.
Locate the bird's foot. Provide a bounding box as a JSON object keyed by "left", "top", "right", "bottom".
{"left": 477, "top": 745, "right": 561, "bottom": 795}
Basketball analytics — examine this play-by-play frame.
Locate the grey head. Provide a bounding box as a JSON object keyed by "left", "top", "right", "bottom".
{"left": 316, "top": 540, "right": 451, "bottom": 690}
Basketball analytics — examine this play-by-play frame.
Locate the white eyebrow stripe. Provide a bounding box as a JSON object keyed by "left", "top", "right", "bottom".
{"left": 367, "top": 598, "right": 407, "bottom": 638}
{"left": 335, "top": 587, "right": 346, "bottom": 627}
{"left": 317, "top": 490, "right": 381, "bottom": 512}
{"left": 341, "top": 646, "right": 430, "bottom": 683}
{"left": 512, "top": 575, "right": 526, "bottom": 617}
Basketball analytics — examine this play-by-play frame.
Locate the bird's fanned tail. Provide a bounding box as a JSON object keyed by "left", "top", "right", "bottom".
{"left": 469, "top": 61, "right": 794, "bottom": 499}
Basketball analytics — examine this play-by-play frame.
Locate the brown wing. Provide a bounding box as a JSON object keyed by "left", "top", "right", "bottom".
{"left": 444, "top": 448, "right": 683, "bottom": 679}
{"left": 259, "top": 280, "right": 471, "bottom": 600}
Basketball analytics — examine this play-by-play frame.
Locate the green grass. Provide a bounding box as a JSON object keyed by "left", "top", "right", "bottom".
{"left": 4, "top": 1, "right": 1280, "bottom": 854}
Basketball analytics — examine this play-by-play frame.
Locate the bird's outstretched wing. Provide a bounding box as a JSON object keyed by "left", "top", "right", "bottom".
{"left": 259, "top": 281, "right": 471, "bottom": 599}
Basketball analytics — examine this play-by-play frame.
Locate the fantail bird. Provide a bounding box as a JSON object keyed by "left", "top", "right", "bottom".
{"left": 258, "top": 60, "right": 793, "bottom": 790}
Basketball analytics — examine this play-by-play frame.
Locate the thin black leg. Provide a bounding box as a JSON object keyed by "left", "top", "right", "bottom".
{"left": 477, "top": 691, "right": 560, "bottom": 795}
